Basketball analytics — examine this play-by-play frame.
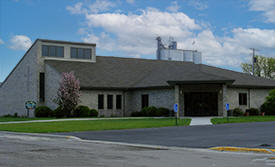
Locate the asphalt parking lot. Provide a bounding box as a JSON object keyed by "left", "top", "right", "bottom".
{"left": 57, "top": 121, "right": 275, "bottom": 149}
{"left": 1, "top": 131, "right": 274, "bottom": 167}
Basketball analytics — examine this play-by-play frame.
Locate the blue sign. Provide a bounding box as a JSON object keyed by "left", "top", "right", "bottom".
{"left": 174, "top": 103, "right": 178, "bottom": 113}
{"left": 25, "top": 101, "right": 37, "bottom": 110}
{"left": 226, "top": 103, "right": 229, "bottom": 111}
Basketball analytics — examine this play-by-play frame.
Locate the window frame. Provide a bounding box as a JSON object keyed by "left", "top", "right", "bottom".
{"left": 141, "top": 94, "right": 149, "bottom": 109}
{"left": 107, "top": 94, "right": 113, "bottom": 109}
{"left": 239, "top": 93, "right": 247, "bottom": 105}
{"left": 98, "top": 94, "right": 104, "bottom": 109}
{"left": 42, "top": 45, "right": 64, "bottom": 58}
{"left": 70, "top": 47, "right": 92, "bottom": 59}
{"left": 39, "top": 72, "right": 45, "bottom": 102}
{"left": 116, "top": 95, "right": 122, "bottom": 109}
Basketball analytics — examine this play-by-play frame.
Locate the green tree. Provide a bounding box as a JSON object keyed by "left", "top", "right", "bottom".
{"left": 241, "top": 55, "right": 275, "bottom": 79}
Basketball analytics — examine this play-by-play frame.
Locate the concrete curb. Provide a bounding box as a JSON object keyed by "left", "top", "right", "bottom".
{"left": 0, "top": 117, "right": 178, "bottom": 124}
{"left": 210, "top": 146, "right": 275, "bottom": 154}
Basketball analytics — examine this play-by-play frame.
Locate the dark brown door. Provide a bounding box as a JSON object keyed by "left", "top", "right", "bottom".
{"left": 184, "top": 92, "right": 218, "bottom": 116}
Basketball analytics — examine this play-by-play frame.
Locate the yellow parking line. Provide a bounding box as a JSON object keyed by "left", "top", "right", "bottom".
{"left": 210, "top": 146, "right": 275, "bottom": 154}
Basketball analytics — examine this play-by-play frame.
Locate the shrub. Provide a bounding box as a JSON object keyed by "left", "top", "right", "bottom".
{"left": 131, "top": 111, "right": 141, "bottom": 117}
{"left": 141, "top": 106, "right": 158, "bottom": 116}
{"left": 158, "top": 107, "right": 171, "bottom": 117}
{"left": 13, "top": 113, "right": 18, "bottom": 117}
{"left": 54, "top": 107, "right": 69, "bottom": 118}
{"left": 90, "top": 109, "right": 98, "bottom": 117}
{"left": 260, "top": 89, "right": 275, "bottom": 115}
{"left": 261, "top": 102, "right": 275, "bottom": 115}
{"left": 74, "top": 105, "right": 91, "bottom": 117}
{"left": 232, "top": 108, "right": 244, "bottom": 116}
{"left": 246, "top": 108, "right": 260, "bottom": 116}
{"left": 131, "top": 107, "right": 171, "bottom": 117}
{"left": 35, "top": 106, "right": 53, "bottom": 117}
{"left": 227, "top": 109, "right": 234, "bottom": 116}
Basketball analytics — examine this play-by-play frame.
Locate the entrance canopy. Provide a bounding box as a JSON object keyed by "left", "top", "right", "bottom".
{"left": 168, "top": 80, "right": 234, "bottom": 117}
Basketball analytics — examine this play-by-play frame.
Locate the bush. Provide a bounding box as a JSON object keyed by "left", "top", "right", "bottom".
{"left": 141, "top": 106, "right": 158, "bottom": 116}
{"left": 35, "top": 106, "right": 53, "bottom": 117}
{"left": 158, "top": 107, "right": 171, "bottom": 117}
{"left": 246, "top": 108, "right": 260, "bottom": 116}
{"left": 260, "top": 89, "right": 275, "bottom": 115}
{"left": 261, "top": 102, "right": 275, "bottom": 115}
{"left": 232, "top": 108, "right": 244, "bottom": 116}
{"left": 74, "top": 105, "right": 91, "bottom": 117}
{"left": 90, "top": 109, "right": 98, "bottom": 117}
{"left": 54, "top": 107, "right": 70, "bottom": 118}
{"left": 131, "top": 107, "right": 172, "bottom": 117}
{"left": 227, "top": 109, "right": 234, "bottom": 116}
{"left": 131, "top": 111, "right": 141, "bottom": 117}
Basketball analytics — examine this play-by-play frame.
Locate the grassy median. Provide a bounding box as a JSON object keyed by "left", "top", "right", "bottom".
{"left": 211, "top": 116, "right": 275, "bottom": 124}
{"left": 0, "top": 118, "right": 191, "bottom": 133}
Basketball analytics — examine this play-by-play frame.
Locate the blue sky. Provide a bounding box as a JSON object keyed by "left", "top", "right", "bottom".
{"left": 0, "top": 0, "right": 275, "bottom": 82}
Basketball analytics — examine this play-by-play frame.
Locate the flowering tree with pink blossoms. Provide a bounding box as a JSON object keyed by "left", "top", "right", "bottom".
{"left": 54, "top": 71, "right": 80, "bottom": 117}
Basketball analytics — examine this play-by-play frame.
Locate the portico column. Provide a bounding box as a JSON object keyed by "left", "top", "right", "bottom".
{"left": 222, "top": 84, "right": 228, "bottom": 117}
{"left": 175, "top": 85, "right": 180, "bottom": 118}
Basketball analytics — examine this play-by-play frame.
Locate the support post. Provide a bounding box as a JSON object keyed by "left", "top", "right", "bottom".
{"left": 175, "top": 85, "right": 180, "bottom": 119}
{"left": 222, "top": 84, "right": 228, "bottom": 117}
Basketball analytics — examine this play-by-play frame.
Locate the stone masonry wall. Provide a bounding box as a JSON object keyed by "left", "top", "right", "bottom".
{"left": 0, "top": 43, "right": 39, "bottom": 116}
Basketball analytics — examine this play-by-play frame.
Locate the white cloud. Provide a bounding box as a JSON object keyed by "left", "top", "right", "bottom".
{"left": 188, "top": 0, "right": 208, "bottom": 11}
{"left": 67, "top": 0, "right": 115, "bottom": 14}
{"left": 249, "top": 0, "right": 275, "bottom": 23}
{"left": 83, "top": 8, "right": 200, "bottom": 55}
{"left": 126, "top": 0, "right": 135, "bottom": 4}
{"left": 0, "top": 38, "right": 4, "bottom": 45}
{"left": 66, "top": 2, "right": 86, "bottom": 14}
{"left": 166, "top": 1, "right": 180, "bottom": 13}
{"left": 68, "top": 3, "right": 275, "bottom": 68}
{"left": 9, "top": 35, "right": 32, "bottom": 50}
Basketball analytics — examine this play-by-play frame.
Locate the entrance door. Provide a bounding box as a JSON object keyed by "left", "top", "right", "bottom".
{"left": 184, "top": 92, "right": 218, "bottom": 116}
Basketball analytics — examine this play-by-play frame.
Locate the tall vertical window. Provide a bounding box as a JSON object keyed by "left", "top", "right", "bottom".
{"left": 42, "top": 45, "right": 64, "bottom": 57}
{"left": 98, "top": 94, "right": 104, "bottom": 109}
{"left": 39, "top": 73, "right": 45, "bottom": 102}
{"left": 239, "top": 93, "right": 247, "bottom": 105}
{"left": 141, "top": 94, "right": 149, "bottom": 109}
{"left": 107, "top": 95, "right": 113, "bottom": 109}
{"left": 116, "top": 95, "right": 122, "bottom": 109}
{"left": 71, "top": 47, "right": 91, "bottom": 59}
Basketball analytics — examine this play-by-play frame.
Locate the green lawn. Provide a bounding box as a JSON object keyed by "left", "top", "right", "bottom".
{"left": 0, "top": 118, "right": 191, "bottom": 133}
{"left": 211, "top": 116, "right": 275, "bottom": 124}
{"left": 0, "top": 117, "right": 54, "bottom": 122}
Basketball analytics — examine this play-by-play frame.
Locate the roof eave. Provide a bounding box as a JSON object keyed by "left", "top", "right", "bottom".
{"left": 167, "top": 80, "right": 235, "bottom": 86}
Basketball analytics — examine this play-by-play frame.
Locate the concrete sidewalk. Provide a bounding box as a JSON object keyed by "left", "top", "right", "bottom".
{"left": 189, "top": 117, "right": 213, "bottom": 126}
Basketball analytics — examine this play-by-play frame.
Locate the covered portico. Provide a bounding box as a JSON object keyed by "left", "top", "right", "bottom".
{"left": 168, "top": 80, "right": 234, "bottom": 117}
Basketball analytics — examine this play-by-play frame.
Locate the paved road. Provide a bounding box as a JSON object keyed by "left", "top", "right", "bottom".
{"left": 57, "top": 122, "right": 275, "bottom": 149}
{"left": 0, "top": 131, "right": 274, "bottom": 167}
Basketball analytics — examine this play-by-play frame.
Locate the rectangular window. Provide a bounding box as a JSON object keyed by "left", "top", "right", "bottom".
{"left": 70, "top": 47, "right": 91, "bottom": 59}
{"left": 42, "top": 45, "right": 64, "bottom": 57}
{"left": 39, "top": 73, "right": 45, "bottom": 102}
{"left": 116, "top": 95, "right": 122, "bottom": 109}
{"left": 98, "top": 94, "right": 104, "bottom": 109}
{"left": 141, "top": 94, "right": 149, "bottom": 109}
{"left": 107, "top": 95, "right": 113, "bottom": 109}
{"left": 239, "top": 93, "right": 247, "bottom": 105}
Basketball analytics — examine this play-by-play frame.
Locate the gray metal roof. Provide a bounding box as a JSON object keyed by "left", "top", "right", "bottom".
{"left": 45, "top": 56, "right": 275, "bottom": 89}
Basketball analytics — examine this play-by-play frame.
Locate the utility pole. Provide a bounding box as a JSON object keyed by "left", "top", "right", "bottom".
{"left": 250, "top": 48, "right": 258, "bottom": 76}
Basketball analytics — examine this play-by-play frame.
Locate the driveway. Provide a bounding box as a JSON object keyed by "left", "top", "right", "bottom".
{"left": 57, "top": 121, "right": 275, "bottom": 149}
